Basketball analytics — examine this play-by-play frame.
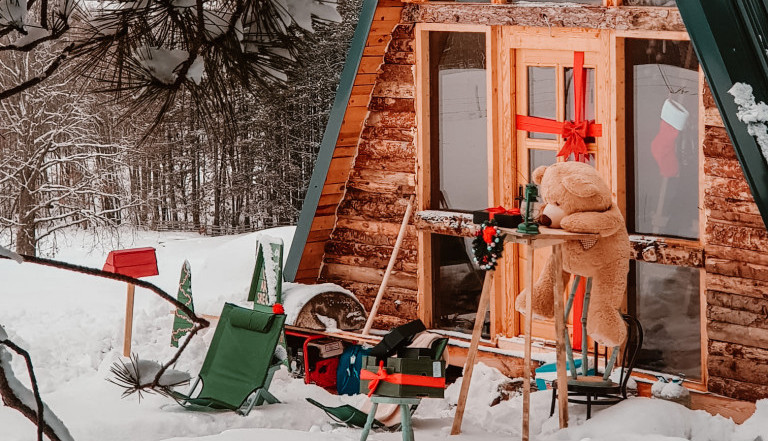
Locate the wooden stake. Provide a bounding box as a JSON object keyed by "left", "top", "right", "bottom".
{"left": 451, "top": 271, "right": 494, "bottom": 435}
{"left": 552, "top": 244, "right": 569, "bottom": 427}
{"left": 363, "top": 195, "right": 415, "bottom": 335}
{"left": 522, "top": 243, "right": 534, "bottom": 441}
{"left": 123, "top": 283, "right": 135, "bottom": 357}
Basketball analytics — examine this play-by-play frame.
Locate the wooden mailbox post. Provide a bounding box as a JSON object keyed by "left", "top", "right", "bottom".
{"left": 103, "top": 247, "right": 159, "bottom": 357}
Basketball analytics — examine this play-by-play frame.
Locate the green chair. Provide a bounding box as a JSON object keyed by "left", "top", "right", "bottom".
{"left": 306, "top": 337, "right": 448, "bottom": 430}
{"left": 175, "top": 302, "right": 286, "bottom": 415}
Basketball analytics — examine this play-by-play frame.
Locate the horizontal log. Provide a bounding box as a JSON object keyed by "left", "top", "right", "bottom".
{"left": 708, "top": 290, "right": 768, "bottom": 316}
{"left": 365, "top": 34, "right": 392, "bottom": 50}
{"left": 414, "top": 210, "right": 479, "bottom": 237}
{"left": 707, "top": 321, "right": 768, "bottom": 349}
{"left": 354, "top": 154, "right": 414, "bottom": 174}
{"left": 335, "top": 216, "right": 417, "bottom": 238}
{"left": 704, "top": 175, "right": 754, "bottom": 202}
{"left": 369, "top": 97, "right": 415, "bottom": 112}
{"left": 322, "top": 262, "right": 418, "bottom": 290}
{"left": 703, "top": 126, "right": 737, "bottom": 159}
{"left": 333, "top": 280, "right": 418, "bottom": 318}
{"left": 369, "top": 313, "right": 411, "bottom": 330}
{"left": 707, "top": 221, "right": 768, "bottom": 253}
{"left": 708, "top": 376, "right": 768, "bottom": 402}
{"left": 391, "top": 24, "right": 414, "bottom": 40}
{"left": 348, "top": 168, "right": 416, "bottom": 194}
{"left": 709, "top": 340, "right": 768, "bottom": 361}
{"left": 705, "top": 196, "right": 761, "bottom": 217}
{"left": 708, "top": 356, "right": 768, "bottom": 388}
{"left": 706, "top": 273, "right": 768, "bottom": 300}
{"left": 706, "top": 210, "right": 765, "bottom": 229}
{"left": 372, "top": 81, "right": 415, "bottom": 100}
{"left": 375, "top": 64, "right": 413, "bottom": 83}
{"left": 706, "top": 243, "right": 768, "bottom": 267}
{"left": 387, "top": 38, "right": 415, "bottom": 53}
{"left": 325, "top": 239, "right": 417, "bottom": 265}
{"left": 706, "top": 257, "right": 768, "bottom": 282}
{"left": 705, "top": 157, "right": 745, "bottom": 180}
{"left": 338, "top": 189, "right": 415, "bottom": 222}
{"left": 707, "top": 305, "right": 768, "bottom": 330}
{"left": 365, "top": 110, "right": 416, "bottom": 128}
{"left": 325, "top": 251, "right": 418, "bottom": 274}
{"left": 628, "top": 235, "right": 704, "bottom": 268}
{"left": 358, "top": 138, "right": 415, "bottom": 159}
{"left": 384, "top": 51, "right": 416, "bottom": 65}
{"left": 361, "top": 126, "right": 415, "bottom": 143}
{"left": 445, "top": 344, "right": 534, "bottom": 378}
{"left": 704, "top": 107, "right": 725, "bottom": 128}
{"left": 403, "top": 3, "right": 685, "bottom": 31}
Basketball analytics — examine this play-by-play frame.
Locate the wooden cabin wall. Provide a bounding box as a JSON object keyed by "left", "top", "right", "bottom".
{"left": 320, "top": 23, "right": 419, "bottom": 329}
{"left": 703, "top": 83, "right": 768, "bottom": 401}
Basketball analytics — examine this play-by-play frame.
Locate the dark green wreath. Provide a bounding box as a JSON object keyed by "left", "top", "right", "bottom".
{"left": 472, "top": 219, "right": 506, "bottom": 271}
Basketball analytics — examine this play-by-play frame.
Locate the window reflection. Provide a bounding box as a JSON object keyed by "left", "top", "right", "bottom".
{"left": 429, "top": 32, "right": 488, "bottom": 211}
{"left": 626, "top": 39, "right": 699, "bottom": 239}
{"left": 528, "top": 66, "right": 557, "bottom": 140}
{"left": 630, "top": 261, "right": 701, "bottom": 378}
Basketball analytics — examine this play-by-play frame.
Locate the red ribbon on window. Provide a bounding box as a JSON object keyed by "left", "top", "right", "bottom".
{"left": 515, "top": 52, "right": 602, "bottom": 162}
{"left": 360, "top": 361, "right": 446, "bottom": 397}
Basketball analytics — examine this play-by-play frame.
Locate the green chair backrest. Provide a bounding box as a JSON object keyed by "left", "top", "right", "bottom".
{"left": 196, "top": 303, "right": 286, "bottom": 409}
{"left": 248, "top": 237, "right": 284, "bottom": 306}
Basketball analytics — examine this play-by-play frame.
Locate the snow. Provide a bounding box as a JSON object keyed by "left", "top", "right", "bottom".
{"left": 1, "top": 227, "right": 767, "bottom": 441}
{"left": 728, "top": 82, "right": 768, "bottom": 165}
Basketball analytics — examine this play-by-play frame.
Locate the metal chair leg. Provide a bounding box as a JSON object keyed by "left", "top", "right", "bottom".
{"left": 360, "top": 402, "right": 379, "bottom": 441}
{"left": 586, "top": 393, "right": 592, "bottom": 420}
{"left": 550, "top": 384, "right": 557, "bottom": 417}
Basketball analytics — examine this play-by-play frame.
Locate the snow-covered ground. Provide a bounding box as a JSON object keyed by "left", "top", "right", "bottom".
{"left": 1, "top": 228, "right": 767, "bottom": 441}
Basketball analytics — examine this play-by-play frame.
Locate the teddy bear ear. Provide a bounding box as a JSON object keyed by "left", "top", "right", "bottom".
{"left": 532, "top": 166, "right": 547, "bottom": 185}
{"left": 561, "top": 174, "right": 601, "bottom": 198}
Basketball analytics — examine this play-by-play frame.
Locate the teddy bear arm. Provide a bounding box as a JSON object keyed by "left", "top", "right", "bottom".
{"left": 560, "top": 210, "right": 623, "bottom": 237}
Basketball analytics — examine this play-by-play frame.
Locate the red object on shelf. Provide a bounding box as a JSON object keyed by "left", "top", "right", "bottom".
{"left": 309, "top": 357, "right": 340, "bottom": 389}
{"left": 103, "top": 247, "right": 159, "bottom": 278}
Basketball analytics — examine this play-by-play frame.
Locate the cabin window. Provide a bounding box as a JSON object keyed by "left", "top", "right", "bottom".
{"left": 625, "top": 38, "right": 702, "bottom": 379}
{"left": 429, "top": 31, "right": 488, "bottom": 211}
{"left": 425, "top": 30, "right": 489, "bottom": 333}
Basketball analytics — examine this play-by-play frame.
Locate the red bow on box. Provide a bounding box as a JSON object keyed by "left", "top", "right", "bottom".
{"left": 515, "top": 52, "right": 602, "bottom": 162}
{"left": 360, "top": 361, "right": 445, "bottom": 397}
{"left": 486, "top": 206, "right": 521, "bottom": 219}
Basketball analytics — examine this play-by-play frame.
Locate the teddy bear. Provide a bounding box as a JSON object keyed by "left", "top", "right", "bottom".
{"left": 515, "top": 161, "right": 631, "bottom": 347}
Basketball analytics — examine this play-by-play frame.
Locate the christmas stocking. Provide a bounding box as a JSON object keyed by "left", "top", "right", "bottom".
{"left": 651, "top": 98, "right": 689, "bottom": 178}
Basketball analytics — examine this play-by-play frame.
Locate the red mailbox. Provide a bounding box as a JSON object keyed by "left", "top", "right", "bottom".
{"left": 103, "top": 247, "right": 159, "bottom": 357}
{"left": 103, "top": 247, "right": 158, "bottom": 278}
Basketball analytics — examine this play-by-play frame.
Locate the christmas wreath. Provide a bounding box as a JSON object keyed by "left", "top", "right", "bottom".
{"left": 472, "top": 219, "right": 505, "bottom": 271}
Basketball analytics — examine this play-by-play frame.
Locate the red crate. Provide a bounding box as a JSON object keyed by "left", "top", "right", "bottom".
{"left": 103, "top": 247, "right": 159, "bottom": 278}
{"left": 307, "top": 357, "right": 339, "bottom": 390}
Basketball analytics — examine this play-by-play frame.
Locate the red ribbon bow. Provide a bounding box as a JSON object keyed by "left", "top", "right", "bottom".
{"left": 483, "top": 226, "right": 497, "bottom": 245}
{"left": 486, "top": 206, "right": 507, "bottom": 219}
{"left": 360, "top": 361, "right": 446, "bottom": 397}
{"left": 514, "top": 52, "right": 602, "bottom": 163}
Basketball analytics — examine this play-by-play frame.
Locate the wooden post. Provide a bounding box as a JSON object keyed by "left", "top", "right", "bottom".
{"left": 552, "top": 244, "right": 569, "bottom": 427}
{"left": 363, "top": 195, "right": 415, "bottom": 335}
{"left": 450, "top": 271, "right": 494, "bottom": 435}
{"left": 123, "top": 283, "right": 135, "bottom": 357}
{"left": 522, "top": 242, "right": 534, "bottom": 441}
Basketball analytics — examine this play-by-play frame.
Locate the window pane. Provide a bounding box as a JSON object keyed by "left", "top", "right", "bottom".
{"left": 430, "top": 32, "right": 487, "bottom": 210}
{"left": 432, "top": 234, "right": 488, "bottom": 335}
{"left": 630, "top": 261, "right": 701, "bottom": 379}
{"left": 626, "top": 39, "right": 699, "bottom": 239}
{"left": 565, "top": 67, "right": 596, "bottom": 122}
{"left": 528, "top": 66, "right": 557, "bottom": 140}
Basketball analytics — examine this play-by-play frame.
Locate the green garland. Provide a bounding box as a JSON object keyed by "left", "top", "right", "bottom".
{"left": 472, "top": 219, "right": 506, "bottom": 271}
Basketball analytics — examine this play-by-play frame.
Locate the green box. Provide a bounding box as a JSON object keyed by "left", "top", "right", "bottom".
{"left": 360, "top": 356, "right": 445, "bottom": 398}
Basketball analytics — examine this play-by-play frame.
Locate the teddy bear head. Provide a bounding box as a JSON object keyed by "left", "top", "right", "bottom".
{"left": 532, "top": 162, "right": 612, "bottom": 224}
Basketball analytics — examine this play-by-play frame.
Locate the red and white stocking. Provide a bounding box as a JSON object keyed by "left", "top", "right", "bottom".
{"left": 651, "top": 98, "right": 689, "bottom": 178}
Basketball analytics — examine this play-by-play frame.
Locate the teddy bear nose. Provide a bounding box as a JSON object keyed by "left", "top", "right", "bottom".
{"left": 540, "top": 214, "right": 552, "bottom": 226}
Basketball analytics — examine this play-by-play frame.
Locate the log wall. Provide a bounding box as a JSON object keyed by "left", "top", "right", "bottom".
{"left": 319, "top": 23, "right": 419, "bottom": 329}
{"left": 703, "top": 83, "right": 768, "bottom": 401}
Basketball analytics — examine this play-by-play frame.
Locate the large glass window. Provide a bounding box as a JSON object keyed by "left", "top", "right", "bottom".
{"left": 626, "top": 39, "right": 699, "bottom": 239}
{"left": 428, "top": 31, "right": 488, "bottom": 333}
{"left": 625, "top": 39, "right": 701, "bottom": 379}
{"left": 629, "top": 261, "right": 701, "bottom": 378}
{"left": 429, "top": 32, "right": 487, "bottom": 211}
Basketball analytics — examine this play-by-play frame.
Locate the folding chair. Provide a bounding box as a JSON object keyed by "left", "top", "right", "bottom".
{"left": 175, "top": 302, "right": 286, "bottom": 415}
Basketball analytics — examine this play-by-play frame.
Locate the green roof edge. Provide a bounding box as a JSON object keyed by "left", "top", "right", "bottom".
{"left": 677, "top": 0, "right": 768, "bottom": 229}
{"left": 284, "top": 0, "right": 380, "bottom": 282}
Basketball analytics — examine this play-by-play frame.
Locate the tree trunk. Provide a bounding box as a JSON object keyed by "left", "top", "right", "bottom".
{"left": 16, "top": 171, "right": 36, "bottom": 256}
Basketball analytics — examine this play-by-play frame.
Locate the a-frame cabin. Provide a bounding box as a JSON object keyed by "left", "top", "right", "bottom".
{"left": 285, "top": 0, "right": 768, "bottom": 416}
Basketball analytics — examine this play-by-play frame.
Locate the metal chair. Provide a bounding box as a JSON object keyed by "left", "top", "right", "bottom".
{"left": 549, "top": 313, "right": 643, "bottom": 419}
